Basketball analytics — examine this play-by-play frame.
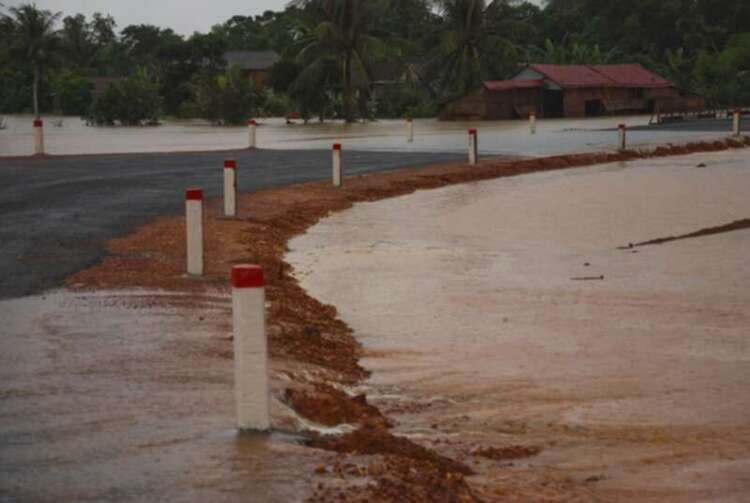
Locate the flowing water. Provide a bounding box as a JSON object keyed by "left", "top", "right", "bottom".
{"left": 0, "top": 290, "right": 322, "bottom": 502}
{"left": 288, "top": 150, "right": 750, "bottom": 500}
{"left": 0, "top": 114, "right": 733, "bottom": 158}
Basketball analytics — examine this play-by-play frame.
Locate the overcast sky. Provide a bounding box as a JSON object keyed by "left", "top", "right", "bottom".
{"left": 3, "top": 0, "right": 544, "bottom": 36}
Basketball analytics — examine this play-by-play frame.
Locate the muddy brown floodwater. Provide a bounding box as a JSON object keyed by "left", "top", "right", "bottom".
{"left": 0, "top": 290, "right": 330, "bottom": 502}
{"left": 289, "top": 149, "right": 750, "bottom": 501}
{"left": 0, "top": 114, "right": 734, "bottom": 158}
{"left": 1, "top": 139, "right": 748, "bottom": 502}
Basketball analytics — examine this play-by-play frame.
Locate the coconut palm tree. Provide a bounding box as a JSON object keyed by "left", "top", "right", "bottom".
{"left": 427, "top": 0, "right": 524, "bottom": 97}
{"left": 530, "top": 37, "right": 620, "bottom": 65}
{"left": 3, "top": 4, "right": 61, "bottom": 117}
{"left": 289, "top": 0, "right": 386, "bottom": 122}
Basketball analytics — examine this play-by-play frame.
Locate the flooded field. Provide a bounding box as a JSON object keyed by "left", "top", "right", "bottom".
{"left": 0, "top": 290, "right": 324, "bottom": 502}
{"left": 0, "top": 114, "right": 735, "bottom": 158}
{"left": 288, "top": 150, "right": 750, "bottom": 500}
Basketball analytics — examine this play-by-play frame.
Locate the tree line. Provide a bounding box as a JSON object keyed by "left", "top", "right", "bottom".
{"left": 1, "top": 0, "right": 749, "bottom": 125}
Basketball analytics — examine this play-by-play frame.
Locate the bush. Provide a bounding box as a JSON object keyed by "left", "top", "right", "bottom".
{"left": 191, "top": 66, "right": 260, "bottom": 125}
{"left": 175, "top": 100, "right": 201, "bottom": 119}
{"left": 52, "top": 70, "right": 93, "bottom": 116}
{"left": 374, "top": 84, "right": 437, "bottom": 119}
{"left": 261, "top": 91, "right": 293, "bottom": 117}
{"left": 86, "top": 71, "right": 162, "bottom": 126}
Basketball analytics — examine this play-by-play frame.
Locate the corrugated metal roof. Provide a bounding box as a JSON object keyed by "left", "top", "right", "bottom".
{"left": 483, "top": 79, "right": 544, "bottom": 92}
{"left": 589, "top": 64, "right": 672, "bottom": 88}
{"left": 529, "top": 64, "right": 614, "bottom": 88}
{"left": 224, "top": 50, "right": 280, "bottom": 71}
{"left": 526, "top": 63, "right": 673, "bottom": 89}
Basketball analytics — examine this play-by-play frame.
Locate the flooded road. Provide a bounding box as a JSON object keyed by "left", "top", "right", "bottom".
{"left": 288, "top": 150, "right": 750, "bottom": 500}
{"left": 0, "top": 290, "right": 324, "bottom": 502}
{"left": 0, "top": 114, "right": 734, "bottom": 158}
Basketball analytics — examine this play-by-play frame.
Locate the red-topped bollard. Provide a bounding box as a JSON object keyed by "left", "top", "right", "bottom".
{"left": 468, "top": 128, "right": 478, "bottom": 165}
{"left": 185, "top": 188, "right": 204, "bottom": 276}
{"left": 248, "top": 119, "right": 257, "bottom": 149}
{"left": 231, "top": 264, "right": 270, "bottom": 432}
{"left": 224, "top": 159, "right": 237, "bottom": 217}
{"left": 33, "top": 118, "right": 44, "bottom": 156}
{"left": 332, "top": 143, "right": 342, "bottom": 187}
{"left": 406, "top": 117, "right": 414, "bottom": 143}
{"left": 618, "top": 124, "right": 627, "bottom": 151}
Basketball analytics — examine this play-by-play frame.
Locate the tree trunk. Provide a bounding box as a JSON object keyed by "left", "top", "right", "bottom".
{"left": 344, "top": 52, "right": 355, "bottom": 123}
{"left": 33, "top": 64, "right": 40, "bottom": 118}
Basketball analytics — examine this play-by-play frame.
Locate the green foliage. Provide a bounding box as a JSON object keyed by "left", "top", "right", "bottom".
{"left": 693, "top": 33, "right": 750, "bottom": 105}
{"left": 288, "top": 56, "right": 340, "bottom": 122}
{"left": 2, "top": 3, "right": 62, "bottom": 115}
{"left": 373, "top": 84, "right": 437, "bottom": 118}
{"left": 191, "top": 66, "right": 260, "bottom": 125}
{"left": 291, "top": 0, "right": 391, "bottom": 122}
{"left": 51, "top": 70, "right": 93, "bottom": 115}
{"left": 2, "top": 0, "right": 750, "bottom": 119}
{"left": 424, "top": 0, "right": 533, "bottom": 97}
{"left": 262, "top": 91, "right": 294, "bottom": 117}
{"left": 86, "top": 71, "right": 162, "bottom": 126}
{"left": 532, "top": 38, "right": 620, "bottom": 64}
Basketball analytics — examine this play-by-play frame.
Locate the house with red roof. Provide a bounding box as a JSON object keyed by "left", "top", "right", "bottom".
{"left": 440, "top": 63, "right": 700, "bottom": 120}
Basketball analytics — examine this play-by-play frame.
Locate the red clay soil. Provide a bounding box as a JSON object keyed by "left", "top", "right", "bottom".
{"left": 67, "top": 137, "right": 750, "bottom": 502}
{"left": 285, "top": 383, "right": 391, "bottom": 429}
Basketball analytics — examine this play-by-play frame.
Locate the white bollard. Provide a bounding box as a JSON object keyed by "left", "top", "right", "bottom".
{"left": 332, "top": 143, "right": 342, "bottom": 187}
{"left": 224, "top": 159, "right": 238, "bottom": 217}
{"left": 618, "top": 124, "right": 627, "bottom": 151}
{"left": 406, "top": 117, "right": 414, "bottom": 143}
{"left": 231, "top": 264, "right": 270, "bottom": 432}
{"left": 733, "top": 110, "right": 741, "bottom": 137}
{"left": 185, "top": 188, "right": 204, "bottom": 276}
{"left": 33, "top": 118, "right": 45, "bottom": 156}
{"left": 248, "top": 119, "right": 257, "bottom": 149}
{"left": 530, "top": 113, "right": 537, "bottom": 135}
{"left": 468, "top": 129, "right": 478, "bottom": 165}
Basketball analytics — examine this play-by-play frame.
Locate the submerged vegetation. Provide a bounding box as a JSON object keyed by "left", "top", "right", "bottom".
{"left": 1, "top": 0, "right": 749, "bottom": 124}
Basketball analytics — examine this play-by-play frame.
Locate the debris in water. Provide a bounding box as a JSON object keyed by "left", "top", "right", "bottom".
{"left": 470, "top": 445, "right": 541, "bottom": 460}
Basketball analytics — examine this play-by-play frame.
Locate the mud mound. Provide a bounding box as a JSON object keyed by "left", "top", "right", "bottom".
{"left": 285, "top": 383, "right": 390, "bottom": 428}
{"left": 471, "top": 445, "right": 541, "bottom": 461}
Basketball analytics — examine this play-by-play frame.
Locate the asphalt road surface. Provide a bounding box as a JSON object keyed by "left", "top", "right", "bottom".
{"left": 628, "top": 117, "right": 740, "bottom": 132}
{"left": 0, "top": 148, "right": 462, "bottom": 299}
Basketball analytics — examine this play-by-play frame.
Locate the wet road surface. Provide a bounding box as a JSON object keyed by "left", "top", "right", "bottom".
{"left": 0, "top": 148, "right": 461, "bottom": 299}
{"left": 289, "top": 150, "right": 750, "bottom": 500}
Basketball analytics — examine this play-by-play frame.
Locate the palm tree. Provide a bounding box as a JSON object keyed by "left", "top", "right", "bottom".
{"left": 290, "top": 0, "right": 386, "bottom": 122}
{"left": 3, "top": 4, "right": 61, "bottom": 117}
{"left": 531, "top": 37, "right": 620, "bottom": 64}
{"left": 427, "top": 0, "right": 523, "bottom": 97}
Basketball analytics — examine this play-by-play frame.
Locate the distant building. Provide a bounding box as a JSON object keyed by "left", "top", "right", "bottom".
{"left": 223, "top": 50, "right": 281, "bottom": 87}
{"left": 440, "top": 64, "right": 702, "bottom": 120}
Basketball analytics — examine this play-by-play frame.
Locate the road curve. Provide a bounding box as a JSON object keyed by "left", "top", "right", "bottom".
{"left": 0, "top": 148, "right": 462, "bottom": 299}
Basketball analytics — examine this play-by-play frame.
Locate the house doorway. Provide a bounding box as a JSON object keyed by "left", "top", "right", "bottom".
{"left": 585, "top": 99, "right": 605, "bottom": 117}
{"left": 542, "top": 90, "right": 564, "bottom": 118}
